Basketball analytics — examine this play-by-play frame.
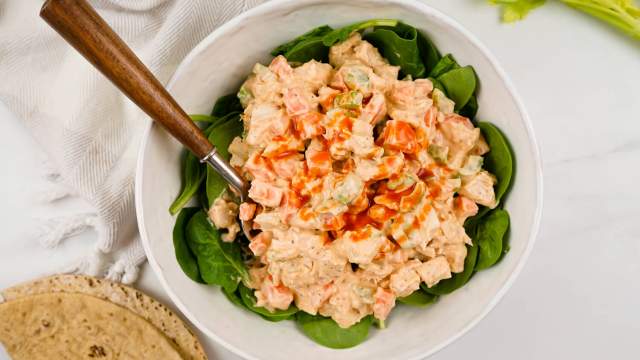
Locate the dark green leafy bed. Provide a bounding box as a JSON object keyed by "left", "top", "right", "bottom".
{"left": 169, "top": 19, "right": 515, "bottom": 349}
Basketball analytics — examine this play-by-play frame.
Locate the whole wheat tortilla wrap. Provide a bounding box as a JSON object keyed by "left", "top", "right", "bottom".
{"left": 0, "top": 274, "right": 206, "bottom": 360}
{"left": 0, "top": 292, "right": 183, "bottom": 359}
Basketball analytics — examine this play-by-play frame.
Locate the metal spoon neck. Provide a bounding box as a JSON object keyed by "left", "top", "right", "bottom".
{"left": 200, "top": 149, "right": 249, "bottom": 201}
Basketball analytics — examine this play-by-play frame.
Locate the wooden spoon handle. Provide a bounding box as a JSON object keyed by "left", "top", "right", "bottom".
{"left": 40, "top": 0, "right": 213, "bottom": 159}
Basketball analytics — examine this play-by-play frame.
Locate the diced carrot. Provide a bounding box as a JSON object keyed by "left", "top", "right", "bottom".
{"left": 380, "top": 120, "right": 418, "bottom": 154}
{"left": 280, "top": 189, "right": 306, "bottom": 223}
{"left": 415, "top": 126, "right": 429, "bottom": 149}
{"left": 307, "top": 150, "right": 332, "bottom": 176}
{"left": 454, "top": 196, "right": 479, "bottom": 219}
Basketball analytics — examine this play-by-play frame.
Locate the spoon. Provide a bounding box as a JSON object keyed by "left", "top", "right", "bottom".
{"left": 40, "top": 0, "right": 255, "bottom": 238}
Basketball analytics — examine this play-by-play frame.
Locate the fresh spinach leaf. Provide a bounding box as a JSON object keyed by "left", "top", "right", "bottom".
{"left": 428, "top": 54, "right": 459, "bottom": 78}
{"left": 397, "top": 289, "right": 438, "bottom": 307}
{"left": 477, "top": 121, "right": 514, "bottom": 205}
{"left": 186, "top": 211, "right": 248, "bottom": 292}
{"left": 173, "top": 207, "right": 203, "bottom": 283}
{"left": 322, "top": 19, "right": 398, "bottom": 46}
{"left": 437, "top": 66, "right": 477, "bottom": 110}
{"left": 272, "top": 25, "right": 333, "bottom": 56}
{"left": 464, "top": 122, "right": 514, "bottom": 221}
{"left": 202, "top": 114, "right": 233, "bottom": 137}
{"left": 296, "top": 313, "right": 373, "bottom": 349}
{"left": 169, "top": 150, "right": 206, "bottom": 215}
{"left": 197, "top": 179, "right": 209, "bottom": 210}
{"left": 364, "top": 22, "right": 426, "bottom": 78}
{"left": 211, "top": 94, "right": 243, "bottom": 117}
{"left": 284, "top": 37, "right": 330, "bottom": 63}
{"left": 429, "top": 77, "right": 445, "bottom": 93}
{"left": 169, "top": 111, "right": 237, "bottom": 215}
{"left": 475, "top": 209, "right": 510, "bottom": 270}
{"left": 501, "top": 239, "right": 511, "bottom": 260}
{"left": 428, "top": 53, "right": 479, "bottom": 116}
{"left": 238, "top": 284, "right": 298, "bottom": 321}
{"left": 422, "top": 242, "right": 479, "bottom": 295}
{"left": 417, "top": 31, "right": 441, "bottom": 75}
{"left": 205, "top": 113, "right": 243, "bottom": 206}
{"left": 222, "top": 286, "right": 246, "bottom": 309}
{"left": 458, "top": 93, "right": 478, "bottom": 119}
{"left": 189, "top": 114, "right": 218, "bottom": 123}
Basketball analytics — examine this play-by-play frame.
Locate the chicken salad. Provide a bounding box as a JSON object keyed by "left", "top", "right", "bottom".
{"left": 170, "top": 19, "right": 514, "bottom": 349}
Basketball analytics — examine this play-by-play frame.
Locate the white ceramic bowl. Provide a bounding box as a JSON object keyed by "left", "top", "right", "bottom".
{"left": 135, "top": 0, "right": 543, "bottom": 359}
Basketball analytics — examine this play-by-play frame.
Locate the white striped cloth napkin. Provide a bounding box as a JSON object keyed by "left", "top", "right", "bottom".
{"left": 0, "top": 0, "right": 265, "bottom": 283}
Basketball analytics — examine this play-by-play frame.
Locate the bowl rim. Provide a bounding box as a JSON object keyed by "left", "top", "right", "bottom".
{"left": 135, "top": 0, "right": 544, "bottom": 358}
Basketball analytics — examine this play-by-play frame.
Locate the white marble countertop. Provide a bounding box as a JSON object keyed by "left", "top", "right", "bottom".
{"left": 1, "top": 1, "right": 639, "bottom": 359}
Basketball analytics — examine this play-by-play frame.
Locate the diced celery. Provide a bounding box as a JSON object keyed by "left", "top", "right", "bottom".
{"left": 334, "top": 91, "right": 363, "bottom": 110}
{"left": 459, "top": 155, "right": 484, "bottom": 176}
{"left": 344, "top": 68, "right": 370, "bottom": 91}
{"left": 387, "top": 172, "right": 418, "bottom": 191}
{"left": 428, "top": 144, "right": 449, "bottom": 164}
{"left": 432, "top": 88, "right": 455, "bottom": 114}
{"left": 333, "top": 173, "right": 364, "bottom": 204}
{"left": 353, "top": 285, "right": 374, "bottom": 304}
{"left": 316, "top": 199, "right": 348, "bottom": 216}
{"left": 237, "top": 85, "right": 253, "bottom": 108}
{"left": 252, "top": 63, "right": 269, "bottom": 75}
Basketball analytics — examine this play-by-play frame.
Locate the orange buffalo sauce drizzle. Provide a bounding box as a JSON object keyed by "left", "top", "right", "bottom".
{"left": 309, "top": 150, "right": 330, "bottom": 164}
{"left": 428, "top": 183, "right": 441, "bottom": 198}
{"left": 417, "top": 167, "right": 434, "bottom": 180}
{"left": 272, "top": 151, "right": 299, "bottom": 161}
{"left": 349, "top": 226, "right": 373, "bottom": 242}
{"left": 409, "top": 202, "right": 432, "bottom": 231}
{"left": 281, "top": 102, "right": 461, "bottom": 242}
{"left": 298, "top": 206, "right": 315, "bottom": 221}
{"left": 343, "top": 213, "right": 379, "bottom": 232}
{"left": 376, "top": 182, "right": 416, "bottom": 203}
{"left": 257, "top": 153, "right": 276, "bottom": 173}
